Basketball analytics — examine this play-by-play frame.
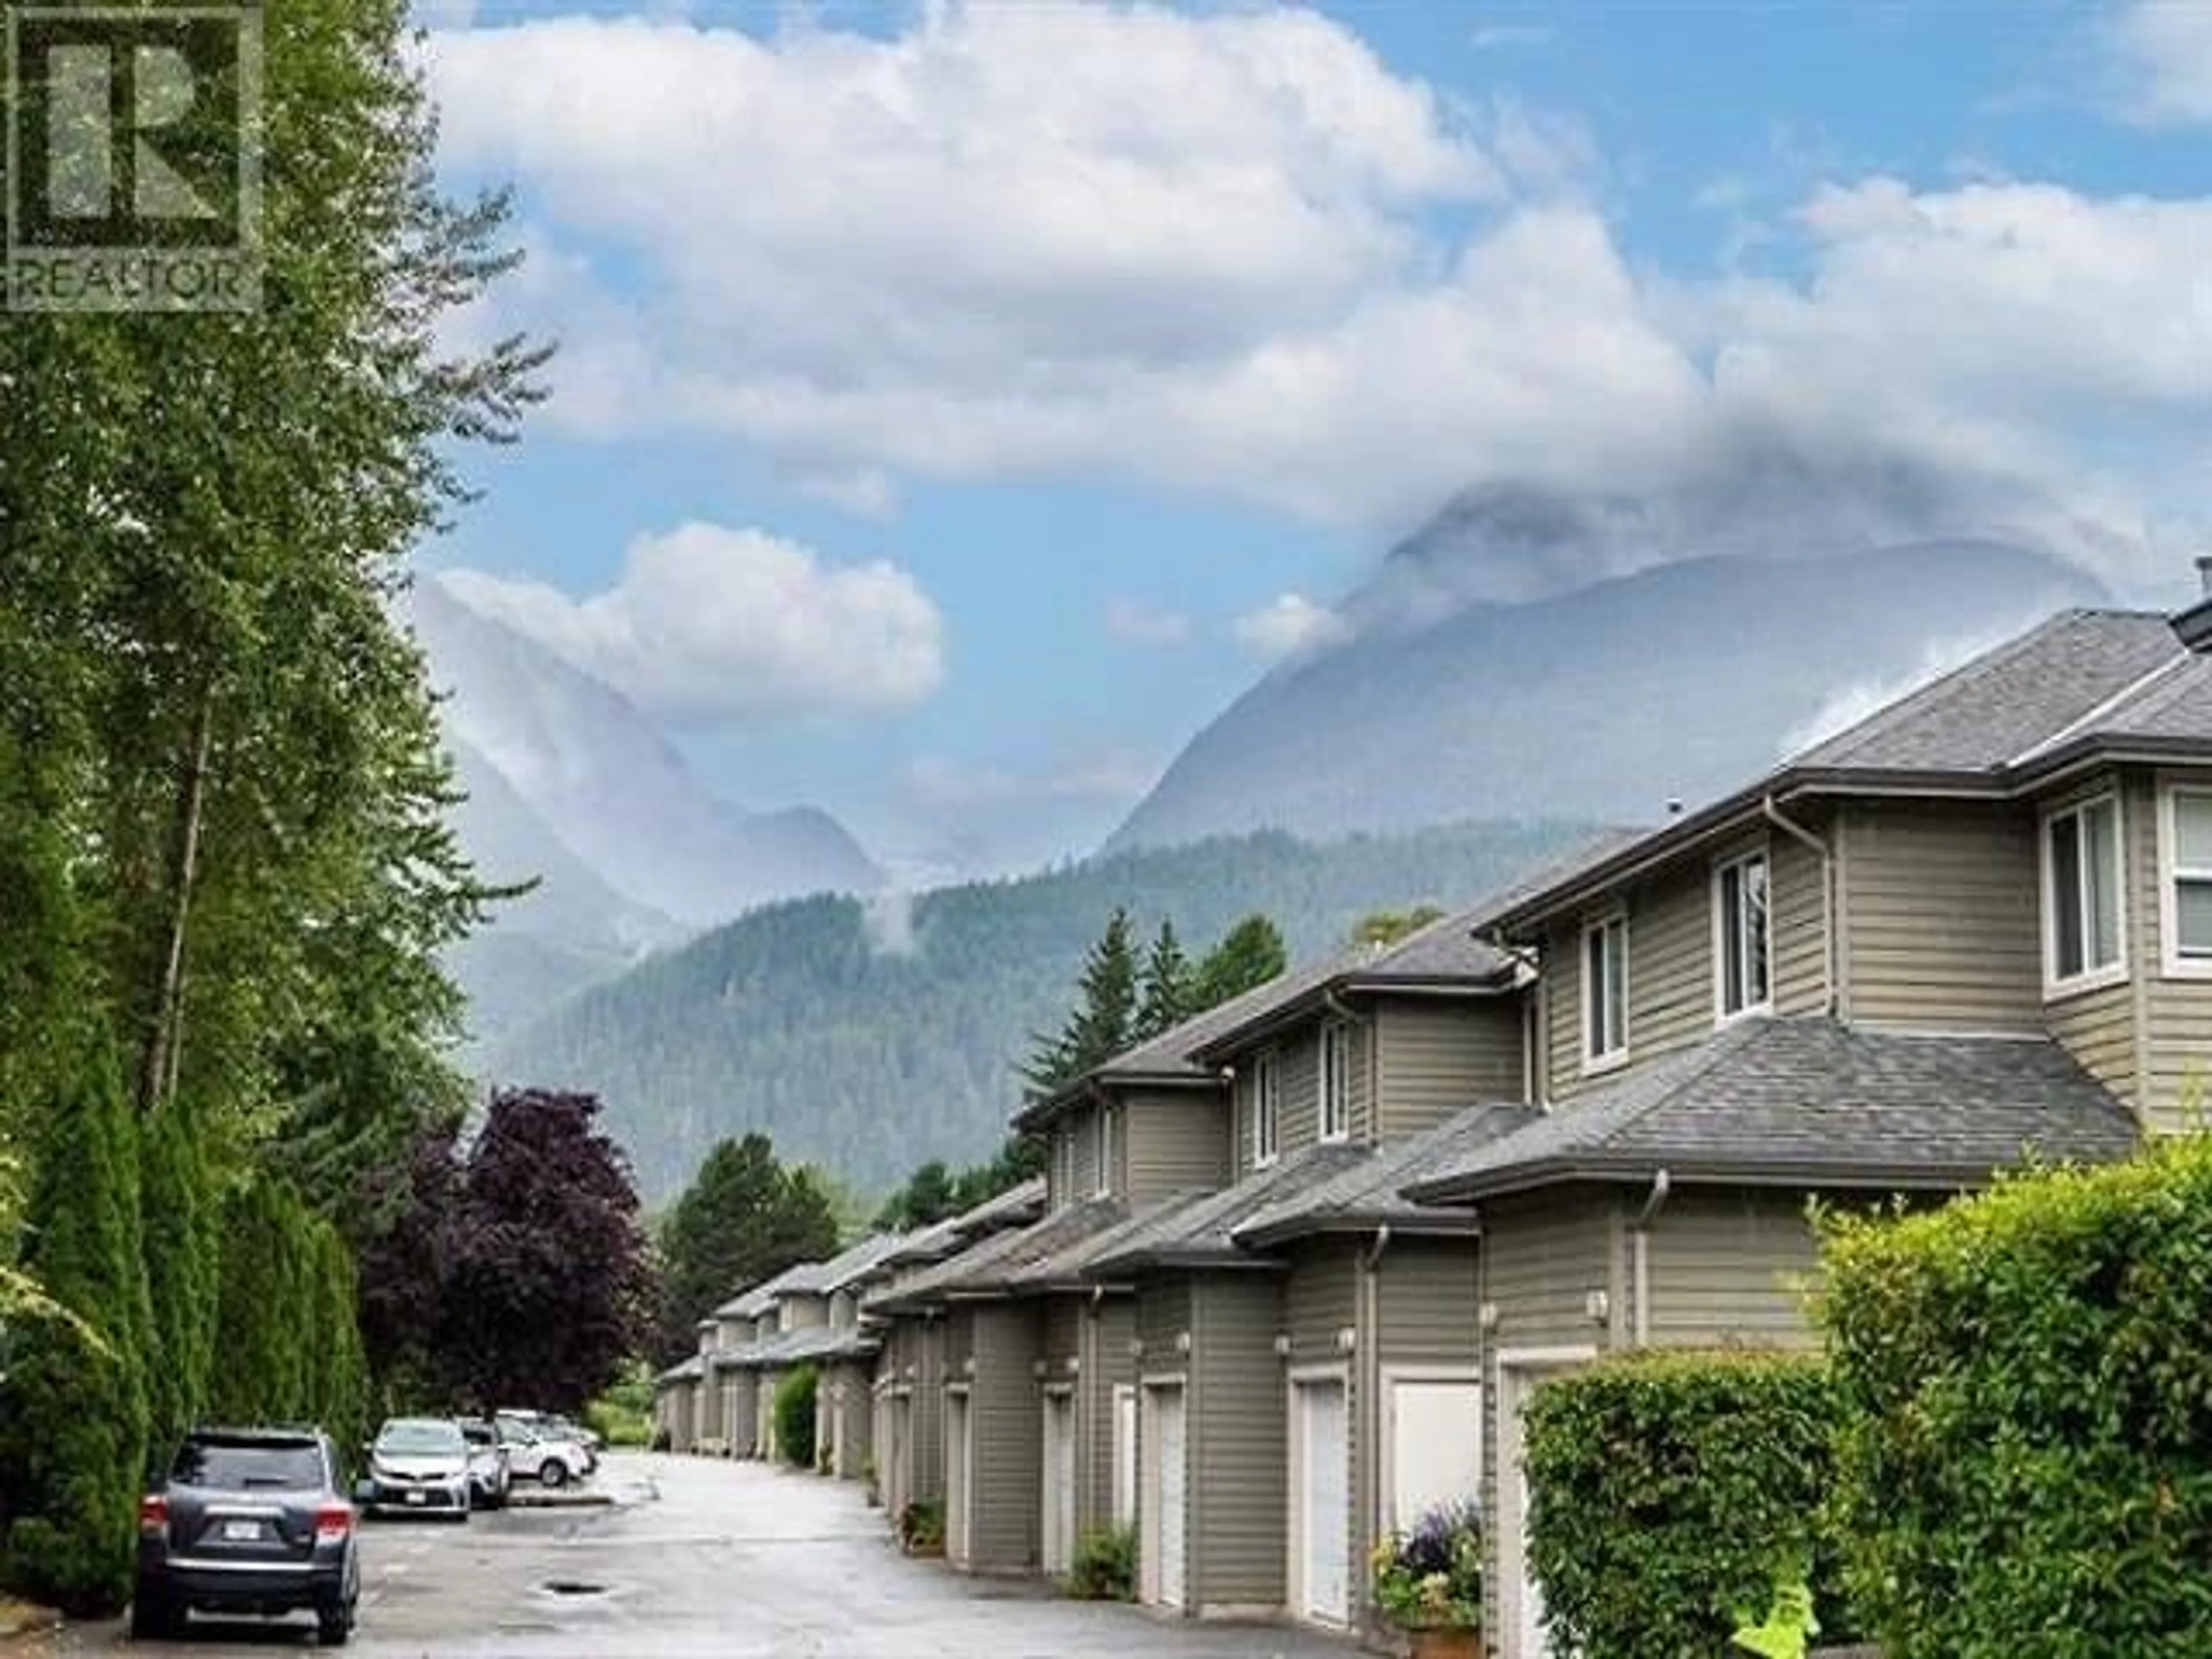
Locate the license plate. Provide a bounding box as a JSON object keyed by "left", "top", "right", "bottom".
{"left": 222, "top": 1519, "right": 262, "bottom": 1541}
{"left": 404, "top": 1490, "right": 427, "bottom": 1505}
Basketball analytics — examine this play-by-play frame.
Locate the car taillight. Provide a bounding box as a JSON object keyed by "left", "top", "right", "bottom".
{"left": 314, "top": 1503, "right": 353, "bottom": 1544}
{"left": 138, "top": 1494, "right": 168, "bottom": 1535}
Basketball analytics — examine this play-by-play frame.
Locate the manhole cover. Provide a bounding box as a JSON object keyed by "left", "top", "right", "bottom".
{"left": 540, "top": 1580, "right": 607, "bottom": 1597}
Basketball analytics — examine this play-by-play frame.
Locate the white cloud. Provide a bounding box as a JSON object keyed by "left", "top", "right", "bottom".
{"left": 1234, "top": 593, "right": 1350, "bottom": 659}
{"left": 2108, "top": 2, "right": 2212, "bottom": 125}
{"left": 425, "top": 7, "right": 2212, "bottom": 587}
{"left": 1105, "top": 599, "right": 1194, "bottom": 647}
{"left": 1779, "top": 615, "right": 2060, "bottom": 756}
{"left": 439, "top": 523, "right": 944, "bottom": 725}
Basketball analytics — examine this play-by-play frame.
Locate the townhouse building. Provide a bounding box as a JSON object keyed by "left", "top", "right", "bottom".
{"left": 660, "top": 596, "right": 2212, "bottom": 1659}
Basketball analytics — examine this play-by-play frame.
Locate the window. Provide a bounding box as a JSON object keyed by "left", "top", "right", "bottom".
{"left": 1251, "top": 1052, "right": 1281, "bottom": 1166}
{"left": 2166, "top": 788, "right": 2212, "bottom": 975}
{"left": 1093, "top": 1105, "right": 1115, "bottom": 1197}
{"left": 2046, "top": 793, "right": 2124, "bottom": 988}
{"left": 1715, "top": 852, "right": 1771, "bottom": 1020}
{"left": 1320, "top": 1022, "right": 1354, "bottom": 1141}
{"left": 1581, "top": 913, "right": 1628, "bottom": 1067}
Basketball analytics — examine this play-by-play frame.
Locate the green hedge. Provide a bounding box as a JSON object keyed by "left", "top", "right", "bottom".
{"left": 1820, "top": 1137, "right": 2212, "bottom": 1658}
{"left": 772, "top": 1365, "right": 817, "bottom": 1468}
{"left": 1522, "top": 1349, "right": 1855, "bottom": 1659}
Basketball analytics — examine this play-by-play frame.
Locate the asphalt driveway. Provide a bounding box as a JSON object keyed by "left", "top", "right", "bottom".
{"left": 12, "top": 1453, "right": 1361, "bottom": 1658}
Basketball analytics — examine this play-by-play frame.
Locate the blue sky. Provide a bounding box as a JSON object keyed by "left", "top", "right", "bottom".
{"left": 418, "top": 1, "right": 2212, "bottom": 876}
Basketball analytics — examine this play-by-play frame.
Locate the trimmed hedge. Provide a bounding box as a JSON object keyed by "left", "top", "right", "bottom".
{"left": 773, "top": 1365, "right": 817, "bottom": 1468}
{"left": 1522, "top": 1349, "right": 1855, "bottom": 1659}
{"left": 1820, "top": 1137, "right": 2212, "bottom": 1658}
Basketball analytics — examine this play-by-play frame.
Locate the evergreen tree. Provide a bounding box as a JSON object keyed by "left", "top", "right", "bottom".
{"left": 0, "top": 1051, "right": 151, "bottom": 1614}
{"left": 303, "top": 1220, "right": 370, "bottom": 1456}
{"left": 139, "top": 1098, "right": 222, "bottom": 1460}
{"left": 1193, "top": 914, "right": 1289, "bottom": 1011}
{"left": 208, "top": 1180, "right": 315, "bottom": 1426}
{"left": 656, "top": 1134, "right": 838, "bottom": 1361}
{"left": 874, "top": 1159, "right": 957, "bottom": 1230}
{"left": 1134, "top": 919, "right": 1194, "bottom": 1041}
{"left": 1020, "top": 907, "right": 1139, "bottom": 1098}
{"left": 1348, "top": 904, "right": 1447, "bottom": 949}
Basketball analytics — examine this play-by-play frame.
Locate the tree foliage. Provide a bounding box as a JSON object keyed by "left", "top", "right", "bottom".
{"left": 656, "top": 1133, "right": 841, "bottom": 1362}
{"left": 1348, "top": 904, "right": 1447, "bottom": 949}
{"left": 773, "top": 1365, "right": 819, "bottom": 1469}
{"left": 1191, "top": 914, "right": 1287, "bottom": 1009}
{"left": 139, "top": 1099, "right": 223, "bottom": 1458}
{"left": 1522, "top": 1350, "right": 1856, "bottom": 1659}
{"left": 500, "top": 822, "right": 1592, "bottom": 1196}
{"left": 1132, "top": 920, "right": 1194, "bottom": 1042}
{"left": 358, "top": 1090, "right": 652, "bottom": 1413}
{"left": 0, "top": 1050, "right": 150, "bottom": 1614}
{"left": 1820, "top": 1139, "right": 2212, "bottom": 1658}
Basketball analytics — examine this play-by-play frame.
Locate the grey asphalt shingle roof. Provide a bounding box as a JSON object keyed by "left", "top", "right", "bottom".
{"left": 1403, "top": 1016, "right": 2139, "bottom": 1204}
{"left": 1487, "top": 609, "right": 2212, "bottom": 934}
{"left": 716, "top": 1322, "right": 881, "bottom": 1371}
{"left": 1081, "top": 1143, "right": 1376, "bottom": 1275}
{"left": 867, "top": 1197, "right": 1130, "bottom": 1310}
{"left": 802, "top": 1232, "right": 910, "bottom": 1295}
{"left": 1231, "top": 1104, "right": 1538, "bottom": 1248}
{"left": 712, "top": 1262, "right": 814, "bottom": 1321}
{"left": 655, "top": 1355, "right": 706, "bottom": 1388}
{"left": 1793, "top": 610, "right": 2185, "bottom": 775}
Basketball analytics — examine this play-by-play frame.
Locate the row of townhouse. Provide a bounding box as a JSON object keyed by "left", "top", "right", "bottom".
{"left": 660, "top": 592, "right": 2212, "bottom": 1657}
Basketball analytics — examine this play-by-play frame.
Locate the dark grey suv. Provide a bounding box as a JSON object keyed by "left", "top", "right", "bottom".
{"left": 134, "top": 1426, "right": 361, "bottom": 1645}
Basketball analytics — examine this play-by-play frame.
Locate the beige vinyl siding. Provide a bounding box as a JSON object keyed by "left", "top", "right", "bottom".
{"left": 1546, "top": 857, "right": 1719, "bottom": 1103}
{"left": 1374, "top": 1238, "right": 1480, "bottom": 1361}
{"left": 911, "top": 1317, "right": 946, "bottom": 1506}
{"left": 2137, "top": 768, "right": 2212, "bottom": 1130}
{"left": 1124, "top": 1090, "right": 1231, "bottom": 1204}
{"left": 1137, "top": 1279, "right": 1192, "bottom": 1373}
{"left": 823, "top": 1359, "right": 874, "bottom": 1478}
{"left": 782, "top": 1293, "right": 828, "bottom": 1331}
{"left": 2051, "top": 977, "right": 2138, "bottom": 1106}
{"left": 725, "top": 1371, "right": 758, "bottom": 1457}
{"left": 1374, "top": 999, "right": 1526, "bottom": 1135}
{"left": 1190, "top": 1275, "right": 1289, "bottom": 1611}
{"left": 1282, "top": 1247, "right": 1357, "bottom": 1364}
{"left": 1840, "top": 801, "right": 2041, "bottom": 1030}
{"left": 1068, "top": 1104, "right": 1101, "bottom": 1203}
{"left": 1771, "top": 821, "right": 1829, "bottom": 1016}
{"left": 1640, "top": 1191, "right": 1821, "bottom": 1349}
{"left": 1278, "top": 1033, "right": 1323, "bottom": 1160}
{"left": 966, "top": 1302, "right": 1044, "bottom": 1572}
{"left": 1080, "top": 1296, "right": 1137, "bottom": 1533}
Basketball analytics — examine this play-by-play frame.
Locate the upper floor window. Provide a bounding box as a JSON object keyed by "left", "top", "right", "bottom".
{"left": 1714, "top": 851, "right": 1771, "bottom": 1020}
{"left": 1251, "top": 1051, "right": 1281, "bottom": 1166}
{"left": 2045, "top": 793, "right": 2124, "bottom": 990}
{"left": 1093, "top": 1104, "right": 1115, "bottom": 1197}
{"left": 2161, "top": 786, "right": 2212, "bottom": 976}
{"left": 1320, "top": 1022, "right": 1354, "bottom": 1141}
{"left": 1582, "top": 912, "right": 1628, "bottom": 1069}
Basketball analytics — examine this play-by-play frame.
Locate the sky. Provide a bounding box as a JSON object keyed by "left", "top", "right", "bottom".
{"left": 412, "top": 0, "right": 2212, "bottom": 877}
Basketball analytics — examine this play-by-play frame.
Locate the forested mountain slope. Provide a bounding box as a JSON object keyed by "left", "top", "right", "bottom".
{"left": 490, "top": 821, "right": 1592, "bottom": 1198}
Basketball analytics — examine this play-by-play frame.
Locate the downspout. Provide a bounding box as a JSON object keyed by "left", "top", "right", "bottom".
{"left": 1629, "top": 1171, "right": 1672, "bottom": 1347}
{"left": 1359, "top": 1224, "right": 1392, "bottom": 1627}
{"left": 1762, "top": 794, "right": 1836, "bottom": 1014}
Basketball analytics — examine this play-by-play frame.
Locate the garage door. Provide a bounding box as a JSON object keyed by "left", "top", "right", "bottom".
{"left": 1387, "top": 1377, "right": 1481, "bottom": 1532}
{"left": 1142, "top": 1384, "right": 1187, "bottom": 1609}
{"left": 946, "top": 1391, "right": 973, "bottom": 1566}
{"left": 1295, "top": 1378, "right": 1350, "bottom": 1624}
{"left": 1041, "top": 1392, "right": 1077, "bottom": 1574}
{"left": 1112, "top": 1385, "right": 1137, "bottom": 1527}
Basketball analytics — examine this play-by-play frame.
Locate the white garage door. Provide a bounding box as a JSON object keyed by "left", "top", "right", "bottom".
{"left": 1142, "top": 1384, "right": 1187, "bottom": 1609}
{"left": 1388, "top": 1377, "right": 1482, "bottom": 1532}
{"left": 1041, "top": 1392, "right": 1077, "bottom": 1574}
{"left": 946, "top": 1391, "right": 973, "bottom": 1565}
{"left": 1296, "top": 1378, "right": 1350, "bottom": 1624}
{"left": 1113, "top": 1385, "right": 1138, "bottom": 1527}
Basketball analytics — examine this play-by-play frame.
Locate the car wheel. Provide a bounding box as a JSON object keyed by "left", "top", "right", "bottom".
{"left": 129, "top": 1582, "right": 181, "bottom": 1642}
{"left": 539, "top": 1459, "right": 569, "bottom": 1489}
{"left": 317, "top": 1596, "right": 355, "bottom": 1647}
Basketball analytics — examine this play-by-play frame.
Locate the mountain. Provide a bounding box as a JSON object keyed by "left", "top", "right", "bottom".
{"left": 406, "top": 575, "right": 885, "bottom": 1047}
{"left": 1110, "top": 505, "right": 2105, "bottom": 850}
{"left": 487, "top": 820, "right": 1596, "bottom": 1199}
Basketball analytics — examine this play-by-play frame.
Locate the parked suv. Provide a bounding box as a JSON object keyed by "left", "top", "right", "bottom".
{"left": 360, "top": 1417, "right": 471, "bottom": 1519}
{"left": 494, "top": 1416, "right": 592, "bottom": 1488}
{"left": 133, "top": 1426, "right": 360, "bottom": 1646}
{"left": 497, "top": 1409, "right": 601, "bottom": 1474}
{"left": 456, "top": 1418, "right": 510, "bottom": 1510}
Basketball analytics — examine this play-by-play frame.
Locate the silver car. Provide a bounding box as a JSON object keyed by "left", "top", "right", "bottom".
{"left": 361, "top": 1418, "right": 470, "bottom": 1521}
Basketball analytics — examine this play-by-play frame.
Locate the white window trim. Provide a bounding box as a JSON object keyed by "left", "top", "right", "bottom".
{"left": 2040, "top": 789, "right": 2130, "bottom": 998}
{"left": 1318, "top": 1022, "right": 1353, "bottom": 1143}
{"left": 2159, "top": 782, "right": 2212, "bottom": 980}
{"left": 1711, "top": 847, "right": 1775, "bottom": 1027}
{"left": 1251, "top": 1051, "right": 1281, "bottom": 1168}
{"left": 1579, "top": 910, "right": 1630, "bottom": 1075}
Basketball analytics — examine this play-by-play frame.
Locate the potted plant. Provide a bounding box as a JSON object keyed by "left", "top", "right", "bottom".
{"left": 1372, "top": 1501, "right": 1482, "bottom": 1659}
{"left": 897, "top": 1497, "right": 945, "bottom": 1558}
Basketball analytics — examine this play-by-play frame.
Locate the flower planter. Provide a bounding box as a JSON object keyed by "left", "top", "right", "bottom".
{"left": 1404, "top": 1626, "right": 1480, "bottom": 1659}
